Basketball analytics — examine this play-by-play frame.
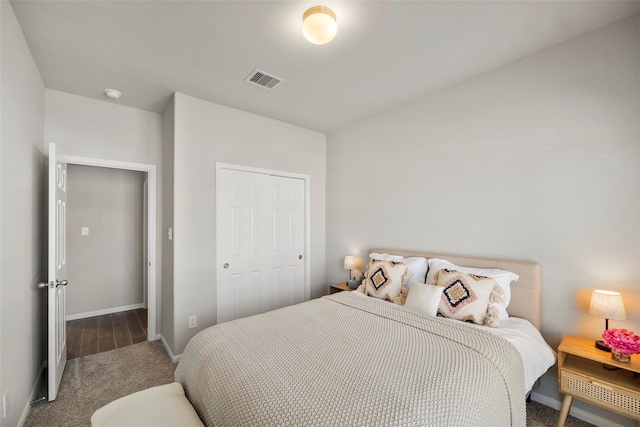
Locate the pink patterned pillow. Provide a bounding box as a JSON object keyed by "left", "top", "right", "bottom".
{"left": 434, "top": 269, "right": 502, "bottom": 327}
{"left": 363, "top": 259, "right": 410, "bottom": 301}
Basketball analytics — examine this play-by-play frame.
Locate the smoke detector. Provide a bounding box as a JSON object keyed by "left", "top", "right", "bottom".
{"left": 244, "top": 69, "right": 283, "bottom": 90}
{"left": 104, "top": 89, "right": 122, "bottom": 100}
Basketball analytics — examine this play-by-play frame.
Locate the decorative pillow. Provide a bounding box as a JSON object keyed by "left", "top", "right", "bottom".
{"left": 363, "top": 259, "right": 410, "bottom": 301}
{"left": 369, "top": 253, "right": 427, "bottom": 288}
{"left": 434, "top": 269, "right": 502, "bottom": 327}
{"left": 426, "top": 258, "right": 518, "bottom": 320}
{"left": 404, "top": 283, "right": 444, "bottom": 316}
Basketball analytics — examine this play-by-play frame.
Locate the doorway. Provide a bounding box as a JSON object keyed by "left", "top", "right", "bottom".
{"left": 58, "top": 154, "right": 158, "bottom": 342}
{"left": 65, "top": 164, "right": 147, "bottom": 358}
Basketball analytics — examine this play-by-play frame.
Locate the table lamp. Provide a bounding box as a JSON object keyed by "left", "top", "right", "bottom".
{"left": 343, "top": 256, "right": 355, "bottom": 281}
{"left": 588, "top": 289, "right": 626, "bottom": 352}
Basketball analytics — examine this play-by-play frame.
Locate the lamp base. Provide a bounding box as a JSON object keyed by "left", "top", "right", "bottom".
{"left": 595, "top": 340, "right": 611, "bottom": 352}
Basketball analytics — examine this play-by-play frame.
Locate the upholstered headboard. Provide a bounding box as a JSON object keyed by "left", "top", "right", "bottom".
{"left": 370, "top": 248, "right": 542, "bottom": 330}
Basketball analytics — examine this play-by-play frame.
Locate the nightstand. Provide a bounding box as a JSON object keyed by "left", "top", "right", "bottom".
{"left": 557, "top": 335, "right": 640, "bottom": 427}
{"left": 329, "top": 283, "right": 351, "bottom": 294}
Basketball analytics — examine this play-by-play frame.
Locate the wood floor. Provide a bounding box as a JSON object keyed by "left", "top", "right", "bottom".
{"left": 66, "top": 308, "right": 148, "bottom": 359}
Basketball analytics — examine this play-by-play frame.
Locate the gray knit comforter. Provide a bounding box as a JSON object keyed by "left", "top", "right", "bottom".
{"left": 175, "top": 291, "right": 525, "bottom": 426}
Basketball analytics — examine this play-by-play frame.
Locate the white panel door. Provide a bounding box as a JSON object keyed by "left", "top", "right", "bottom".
{"left": 270, "top": 175, "right": 305, "bottom": 309}
{"left": 47, "top": 143, "right": 68, "bottom": 401}
{"left": 217, "top": 168, "right": 305, "bottom": 324}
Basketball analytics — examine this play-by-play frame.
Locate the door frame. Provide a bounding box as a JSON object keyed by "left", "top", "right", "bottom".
{"left": 215, "top": 162, "right": 311, "bottom": 302}
{"left": 59, "top": 154, "right": 158, "bottom": 339}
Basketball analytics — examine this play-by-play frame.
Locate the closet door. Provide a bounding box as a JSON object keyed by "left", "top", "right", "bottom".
{"left": 217, "top": 167, "right": 305, "bottom": 324}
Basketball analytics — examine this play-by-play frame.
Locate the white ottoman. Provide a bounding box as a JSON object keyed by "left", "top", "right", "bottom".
{"left": 91, "top": 382, "right": 204, "bottom": 427}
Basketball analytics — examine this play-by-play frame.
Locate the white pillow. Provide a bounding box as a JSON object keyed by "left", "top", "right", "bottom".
{"left": 370, "top": 252, "right": 405, "bottom": 263}
{"left": 370, "top": 253, "right": 428, "bottom": 288}
{"left": 403, "top": 257, "right": 429, "bottom": 286}
{"left": 404, "top": 283, "right": 444, "bottom": 317}
{"left": 426, "top": 258, "right": 518, "bottom": 320}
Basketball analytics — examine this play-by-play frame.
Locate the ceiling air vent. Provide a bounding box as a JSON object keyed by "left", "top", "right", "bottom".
{"left": 244, "top": 69, "right": 283, "bottom": 90}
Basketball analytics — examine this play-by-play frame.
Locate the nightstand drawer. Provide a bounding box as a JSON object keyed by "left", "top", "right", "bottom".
{"left": 560, "top": 369, "right": 640, "bottom": 419}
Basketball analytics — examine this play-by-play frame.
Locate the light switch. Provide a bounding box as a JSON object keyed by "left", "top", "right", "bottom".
{"left": 168, "top": 227, "right": 173, "bottom": 241}
{"left": 82, "top": 227, "right": 89, "bottom": 236}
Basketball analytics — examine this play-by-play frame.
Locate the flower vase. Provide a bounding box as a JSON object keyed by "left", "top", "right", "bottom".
{"left": 611, "top": 348, "right": 631, "bottom": 364}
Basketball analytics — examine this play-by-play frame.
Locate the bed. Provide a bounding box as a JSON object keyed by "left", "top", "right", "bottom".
{"left": 174, "top": 249, "right": 556, "bottom": 427}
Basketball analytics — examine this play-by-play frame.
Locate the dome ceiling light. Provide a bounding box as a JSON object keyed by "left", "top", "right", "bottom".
{"left": 104, "top": 88, "right": 122, "bottom": 100}
{"left": 302, "top": 6, "right": 337, "bottom": 45}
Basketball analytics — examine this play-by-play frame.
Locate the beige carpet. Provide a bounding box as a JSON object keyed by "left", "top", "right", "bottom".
{"left": 25, "top": 340, "right": 593, "bottom": 426}
{"left": 526, "top": 400, "right": 594, "bottom": 427}
{"left": 25, "top": 341, "right": 176, "bottom": 427}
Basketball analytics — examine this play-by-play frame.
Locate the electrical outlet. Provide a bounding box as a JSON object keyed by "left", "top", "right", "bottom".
{"left": 3, "top": 391, "right": 9, "bottom": 418}
{"left": 188, "top": 315, "right": 197, "bottom": 329}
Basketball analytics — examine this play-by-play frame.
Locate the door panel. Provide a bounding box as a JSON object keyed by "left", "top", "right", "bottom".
{"left": 270, "top": 175, "right": 305, "bottom": 306}
{"left": 217, "top": 168, "right": 305, "bottom": 324}
{"left": 250, "top": 207, "right": 261, "bottom": 255}
{"left": 48, "top": 143, "right": 67, "bottom": 401}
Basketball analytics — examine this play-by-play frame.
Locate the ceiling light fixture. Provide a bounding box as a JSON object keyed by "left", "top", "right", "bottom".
{"left": 104, "top": 88, "right": 122, "bottom": 100}
{"left": 302, "top": 6, "right": 337, "bottom": 45}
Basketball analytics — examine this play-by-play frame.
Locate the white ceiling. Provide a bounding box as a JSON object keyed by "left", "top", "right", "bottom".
{"left": 10, "top": 1, "right": 640, "bottom": 133}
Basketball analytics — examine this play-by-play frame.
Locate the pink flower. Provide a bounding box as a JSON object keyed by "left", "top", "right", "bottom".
{"left": 602, "top": 328, "right": 640, "bottom": 355}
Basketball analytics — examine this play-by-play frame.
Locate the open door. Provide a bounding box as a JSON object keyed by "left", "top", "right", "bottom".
{"left": 47, "top": 142, "right": 68, "bottom": 401}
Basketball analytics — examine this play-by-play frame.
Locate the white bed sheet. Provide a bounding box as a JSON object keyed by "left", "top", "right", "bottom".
{"left": 349, "top": 290, "right": 556, "bottom": 394}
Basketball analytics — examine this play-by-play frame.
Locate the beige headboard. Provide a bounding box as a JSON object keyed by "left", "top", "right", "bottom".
{"left": 370, "top": 248, "right": 542, "bottom": 330}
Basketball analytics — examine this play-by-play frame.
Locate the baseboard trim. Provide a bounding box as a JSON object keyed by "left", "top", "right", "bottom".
{"left": 66, "top": 303, "right": 144, "bottom": 321}
{"left": 530, "top": 391, "right": 626, "bottom": 427}
{"left": 158, "top": 334, "right": 181, "bottom": 363}
{"left": 18, "top": 362, "right": 46, "bottom": 427}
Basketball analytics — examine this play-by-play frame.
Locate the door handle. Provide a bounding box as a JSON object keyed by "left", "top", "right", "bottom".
{"left": 38, "top": 280, "right": 68, "bottom": 289}
{"left": 223, "top": 263, "right": 229, "bottom": 269}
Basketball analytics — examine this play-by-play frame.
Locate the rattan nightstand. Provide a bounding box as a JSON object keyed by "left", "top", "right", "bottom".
{"left": 557, "top": 335, "right": 640, "bottom": 427}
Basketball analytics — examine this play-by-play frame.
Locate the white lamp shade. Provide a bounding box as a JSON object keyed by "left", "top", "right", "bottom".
{"left": 588, "top": 290, "right": 627, "bottom": 320}
{"left": 343, "top": 256, "right": 356, "bottom": 270}
{"left": 302, "top": 6, "right": 337, "bottom": 45}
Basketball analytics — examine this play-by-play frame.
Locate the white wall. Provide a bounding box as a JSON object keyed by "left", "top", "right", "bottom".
{"left": 326, "top": 14, "right": 639, "bottom": 426}
{"left": 0, "top": 3, "right": 46, "bottom": 426}
{"left": 44, "top": 90, "right": 163, "bottom": 334}
{"left": 66, "top": 165, "right": 145, "bottom": 317}
{"left": 161, "top": 95, "right": 175, "bottom": 351}
{"left": 170, "top": 92, "right": 326, "bottom": 354}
